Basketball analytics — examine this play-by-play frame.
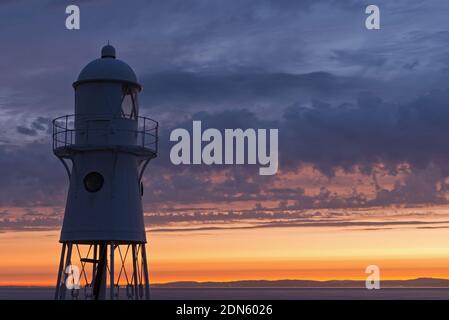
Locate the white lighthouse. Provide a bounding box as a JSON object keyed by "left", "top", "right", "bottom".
{"left": 52, "top": 45, "right": 158, "bottom": 300}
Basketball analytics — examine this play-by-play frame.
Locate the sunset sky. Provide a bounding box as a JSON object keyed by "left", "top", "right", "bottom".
{"left": 2, "top": 0, "right": 449, "bottom": 286}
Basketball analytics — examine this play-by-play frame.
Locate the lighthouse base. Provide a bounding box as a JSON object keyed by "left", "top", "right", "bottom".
{"left": 54, "top": 242, "right": 150, "bottom": 300}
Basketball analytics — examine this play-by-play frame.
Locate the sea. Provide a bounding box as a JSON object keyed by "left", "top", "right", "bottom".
{"left": 1, "top": 287, "right": 449, "bottom": 300}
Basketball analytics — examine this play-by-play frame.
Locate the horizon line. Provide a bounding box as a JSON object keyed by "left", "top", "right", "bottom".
{"left": 3, "top": 277, "right": 449, "bottom": 288}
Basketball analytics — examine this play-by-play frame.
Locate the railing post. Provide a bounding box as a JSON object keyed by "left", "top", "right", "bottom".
{"left": 64, "top": 115, "right": 68, "bottom": 147}
{"left": 52, "top": 119, "right": 55, "bottom": 150}
{"left": 142, "top": 117, "right": 146, "bottom": 148}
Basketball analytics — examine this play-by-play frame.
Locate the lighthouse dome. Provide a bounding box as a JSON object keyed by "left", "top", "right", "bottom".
{"left": 74, "top": 44, "right": 141, "bottom": 89}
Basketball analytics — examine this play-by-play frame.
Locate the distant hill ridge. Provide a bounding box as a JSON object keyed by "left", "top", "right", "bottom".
{"left": 154, "top": 278, "right": 449, "bottom": 288}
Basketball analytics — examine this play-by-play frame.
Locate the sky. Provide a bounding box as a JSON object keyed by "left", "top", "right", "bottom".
{"left": 2, "top": 0, "right": 449, "bottom": 285}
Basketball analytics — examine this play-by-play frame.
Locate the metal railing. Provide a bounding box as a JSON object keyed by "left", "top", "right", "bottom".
{"left": 52, "top": 114, "right": 158, "bottom": 155}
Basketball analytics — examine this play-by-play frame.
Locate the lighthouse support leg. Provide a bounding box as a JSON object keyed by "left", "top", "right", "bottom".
{"left": 132, "top": 244, "right": 139, "bottom": 300}
{"left": 110, "top": 242, "right": 115, "bottom": 300}
{"left": 93, "top": 243, "right": 107, "bottom": 300}
{"left": 92, "top": 244, "right": 97, "bottom": 285}
{"left": 54, "top": 243, "right": 67, "bottom": 300}
{"left": 59, "top": 243, "right": 73, "bottom": 300}
{"left": 141, "top": 243, "right": 150, "bottom": 300}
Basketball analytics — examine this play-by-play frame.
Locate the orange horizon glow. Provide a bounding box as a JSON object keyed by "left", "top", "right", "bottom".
{"left": 3, "top": 205, "right": 449, "bottom": 286}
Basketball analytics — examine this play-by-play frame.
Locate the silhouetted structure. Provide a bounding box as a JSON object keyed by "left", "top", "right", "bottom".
{"left": 53, "top": 45, "right": 158, "bottom": 300}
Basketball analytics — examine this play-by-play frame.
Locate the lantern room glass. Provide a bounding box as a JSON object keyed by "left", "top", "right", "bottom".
{"left": 121, "top": 85, "right": 139, "bottom": 120}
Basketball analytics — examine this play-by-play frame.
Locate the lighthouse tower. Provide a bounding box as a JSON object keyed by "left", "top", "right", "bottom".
{"left": 52, "top": 45, "right": 158, "bottom": 300}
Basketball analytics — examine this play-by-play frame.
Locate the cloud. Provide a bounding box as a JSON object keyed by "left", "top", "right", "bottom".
{"left": 0, "top": 216, "right": 61, "bottom": 232}
{"left": 16, "top": 126, "right": 37, "bottom": 136}
{"left": 0, "top": 143, "right": 67, "bottom": 207}
{"left": 16, "top": 117, "right": 52, "bottom": 137}
{"left": 4, "top": 85, "right": 449, "bottom": 212}
{"left": 140, "top": 71, "right": 365, "bottom": 117}
{"left": 279, "top": 88, "right": 449, "bottom": 175}
{"left": 331, "top": 50, "right": 387, "bottom": 68}
{"left": 149, "top": 219, "right": 449, "bottom": 233}
{"left": 1, "top": 0, "right": 449, "bottom": 232}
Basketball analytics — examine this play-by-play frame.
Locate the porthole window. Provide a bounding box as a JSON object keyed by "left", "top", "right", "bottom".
{"left": 84, "top": 172, "right": 104, "bottom": 193}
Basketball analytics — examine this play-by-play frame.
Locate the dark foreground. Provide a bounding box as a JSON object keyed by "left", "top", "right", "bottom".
{"left": 2, "top": 287, "right": 449, "bottom": 300}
